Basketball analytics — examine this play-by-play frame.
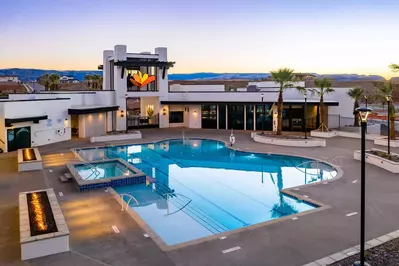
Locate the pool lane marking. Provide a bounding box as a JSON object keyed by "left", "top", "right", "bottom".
{"left": 219, "top": 236, "right": 227, "bottom": 240}
{"left": 222, "top": 246, "right": 241, "bottom": 254}
{"left": 59, "top": 192, "right": 63, "bottom": 197}
{"left": 346, "top": 212, "right": 358, "bottom": 217}
{"left": 112, "top": 225, "right": 120, "bottom": 233}
{"left": 352, "top": 180, "right": 358, "bottom": 184}
{"left": 292, "top": 217, "right": 298, "bottom": 220}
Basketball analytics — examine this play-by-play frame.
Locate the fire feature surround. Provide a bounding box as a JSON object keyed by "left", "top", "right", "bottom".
{"left": 18, "top": 148, "right": 43, "bottom": 172}
{"left": 19, "top": 188, "right": 69, "bottom": 260}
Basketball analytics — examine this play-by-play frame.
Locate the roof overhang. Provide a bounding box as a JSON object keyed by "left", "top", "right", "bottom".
{"left": 161, "top": 101, "right": 339, "bottom": 106}
{"left": 5, "top": 115, "right": 48, "bottom": 127}
{"left": 68, "top": 105, "right": 119, "bottom": 115}
{"left": 114, "top": 59, "right": 175, "bottom": 69}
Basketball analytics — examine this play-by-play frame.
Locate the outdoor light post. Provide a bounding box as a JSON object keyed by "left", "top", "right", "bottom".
{"left": 355, "top": 107, "right": 372, "bottom": 266}
{"left": 261, "top": 93, "right": 264, "bottom": 134}
{"left": 364, "top": 95, "right": 368, "bottom": 108}
{"left": 386, "top": 95, "right": 392, "bottom": 155}
{"left": 304, "top": 91, "right": 308, "bottom": 139}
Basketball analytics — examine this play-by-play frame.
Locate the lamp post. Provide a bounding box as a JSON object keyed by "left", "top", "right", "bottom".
{"left": 304, "top": 91, "right": 308, "bottom": 139}
{"left": 386, "top": 95, "right": 392, "bottom": 155}
{"left": 355, "top": 107, "right": 372, "bottom": 266}
{"left": 261, "top": 93, "right": 264, "bottom": 134}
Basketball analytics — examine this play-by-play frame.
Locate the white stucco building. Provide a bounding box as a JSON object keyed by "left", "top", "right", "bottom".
{"left": 0, "top": 76, "right": 19, "bottom": 82}
{"left": 0, "top": 44, "right": 354, "bottom": 153}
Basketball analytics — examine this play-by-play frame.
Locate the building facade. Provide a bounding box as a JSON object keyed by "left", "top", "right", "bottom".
{"left": 0, "top": 44, "right": 353, "bottom": 153}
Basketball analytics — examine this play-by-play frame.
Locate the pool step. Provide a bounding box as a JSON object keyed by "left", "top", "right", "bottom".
{"left": 59, "top": 173, "right": 73, "bottom": 183}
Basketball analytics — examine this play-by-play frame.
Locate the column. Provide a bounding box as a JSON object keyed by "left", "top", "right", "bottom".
{"left": 113, "top": 45, "right": 127, "bottom": 131}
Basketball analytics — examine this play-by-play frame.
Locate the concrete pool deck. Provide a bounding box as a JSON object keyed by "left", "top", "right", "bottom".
{"left": 1, "top": 128, "right": 399, "bottom": 265}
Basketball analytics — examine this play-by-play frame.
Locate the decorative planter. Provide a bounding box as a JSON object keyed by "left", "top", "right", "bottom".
{"left": 336, "top": 131, "right": 380, "bottom": 140}
{"left": 310, "top": 130, "right": 337, "bottom": 138}
{"left": 90, "top": 131, "right": 142, "bottom": 143}
{"left": 18, "top": 148, "right": 43, "bottom": 172}
{"left": 353, "top": 148, "right": 399, "bottom": 173}
{"left": 253, "top": 133, "right": 326, "bottom": 147}
{"left": 19, "top": 188, "right": 69, "bottom": 260}
{"left": 374, "top": 137, "right": 399, "bottom": 148}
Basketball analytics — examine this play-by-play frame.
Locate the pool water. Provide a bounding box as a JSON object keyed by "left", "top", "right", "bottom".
{"left": 75, "top": 161, "right": 134, "bottom": 180}
{"left": 80, "top": 139, "right": 337, "bottom": 246}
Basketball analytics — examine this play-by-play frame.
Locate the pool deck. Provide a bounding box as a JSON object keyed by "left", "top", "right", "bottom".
{"left": 1, "top": 128, "right": 399, "bottom": 265}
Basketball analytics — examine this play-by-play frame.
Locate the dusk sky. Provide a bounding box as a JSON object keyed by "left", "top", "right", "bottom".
{"left": 1, "top": 0, "right": 399, "bottom": 77}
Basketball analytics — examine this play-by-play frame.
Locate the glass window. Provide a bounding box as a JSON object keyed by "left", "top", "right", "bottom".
{"left": 202, "top": 105, "right": 217, "bottom": 129}
{"left": 246, "top": 105, "right": 254, "bottom": 130}
{"left": 218, "top": 104, "right": 226, "bottom": 129}
{"left": 228, "top": 105, "right": 244, "bottom": 130}
{"left": 255, "top": 104, "right": 272, "bottom": 131}
{"left": 169, "top": 111, "right": 184, "bottom": 123}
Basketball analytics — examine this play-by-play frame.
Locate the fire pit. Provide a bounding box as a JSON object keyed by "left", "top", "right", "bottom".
{"left": 18, "top": 148, "right": 43, "bottom": 172}
{"left": 19, "top": 189, "right": 69, "bottom": 260}
{"left": 22, "top": 148, "right": 37, "bottom": 161}
{"left": 26, "top": 192, "right": 58, "bottom": 236}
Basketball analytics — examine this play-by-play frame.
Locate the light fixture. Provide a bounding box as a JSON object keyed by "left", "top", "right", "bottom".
{"left": 386, "top": 95, "right": 392, "bottom": 102}
{"left": 194, "top": 110, "right": 197, "bottom": 113}
{"left": 64, "top": 118, "right": 68, "bottom": 121}
{"left": 163, "top": 108, "right": 166, "bottom": 115}
{"left": 120, "top": 110, "right": 124, "bottom": 117}
{"left": 356, "top": 107, "right": 372, "bottom": 123}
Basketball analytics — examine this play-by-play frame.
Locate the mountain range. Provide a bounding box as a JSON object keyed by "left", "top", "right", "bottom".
{"left": 0, "top": 68, "right": 395, "bottom": 82}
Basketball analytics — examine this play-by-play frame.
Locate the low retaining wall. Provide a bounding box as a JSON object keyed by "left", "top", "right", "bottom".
{"left": 310, "top": 130, "right": 337, "bottom": 138}
{"left": 253, "top": 133, "right": 326, "bottom": 147}
{"left": 18, "top": 148, "right": 43, "bottom": 172}
{"left": 90, "top": 131, "right": 142, "bottom": 143}
{"left": 19, "top": 188, "right": 69, "bottom": 260}
{"left": 374, "top": 137, "right": 399, "bottom": 148}
{"left": 339, "top": 123, "right": 381, "bottom": 135}
{"left": 354, "top": 148, "right": 399, "bottom": 173}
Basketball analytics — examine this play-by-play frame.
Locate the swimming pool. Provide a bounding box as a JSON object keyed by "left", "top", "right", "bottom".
{"left": 79, "top": 139, "right": 337, "bottom": 246}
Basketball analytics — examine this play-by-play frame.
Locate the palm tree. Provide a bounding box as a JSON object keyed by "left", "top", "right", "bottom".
{"left": 92, "top": 74, "right": 102, "bottom": 89}
{"left": 376, "top": 82, "right": 396, "bottom": 140}
{"left": 49, "top": 73, "right": 60, "bottom": 90}
{"left": 39, "top": 73, "right": 51, "bottom": 91}
{"left": 270, "top": 68, "right": 298, "bottom": 135}
{"left": 389, "top": 64, "right": 399, "bottom": 72}
{"left": 85, "top": 74, "right": 93, "bottom": 89}
{"left": 309, "top": 78, "right": 334, "bottom": 132}
{"left": 347, "top": 86, "right": 364, "bottom": 127}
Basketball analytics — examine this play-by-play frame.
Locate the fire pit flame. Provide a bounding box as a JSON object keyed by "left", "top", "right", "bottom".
{"left": 31, "top": 193, "right": 47, "bottom": 231}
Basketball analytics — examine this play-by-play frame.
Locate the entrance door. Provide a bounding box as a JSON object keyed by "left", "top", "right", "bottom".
{"left": 7, "top": 127, "right": 31, "bottom": 152}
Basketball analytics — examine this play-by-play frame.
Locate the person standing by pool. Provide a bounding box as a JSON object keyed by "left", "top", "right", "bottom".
{"left": 229, "top": 133, "right": 235, "bottom": 147}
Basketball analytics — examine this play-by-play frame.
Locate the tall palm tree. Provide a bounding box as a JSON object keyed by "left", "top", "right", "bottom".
{"left": 376, "top": 82, "right": 396, "bottom": 140}
{"left": 40, "top": 73, "right": 51, "bottom": 91}
{"left": 49, "top": 73, "right": 60, "bottom": 90}
{"left": 309, "top": 78, "right": 334, "bottom": 132}
{"left": 92, "top": 74, "right": 102, "bottom": 89}
{"left": 270, "top": 68, "right": 298, "bottom": 135}
{"left": 347, "top": 86, "right": 364, "bottom": 127}
{"left": 389, "top": 64, "right": 399, "bottom": 72}
{"left": 85, "top": 74, "right": 93, "bottom": 89}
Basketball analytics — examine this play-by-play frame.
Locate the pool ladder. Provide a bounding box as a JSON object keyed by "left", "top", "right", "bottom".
{"left": 70, "top": 148, "right": 101, "bottom": 180}
{"left": 120, "top": 193, "right": 139, "bottom": 211}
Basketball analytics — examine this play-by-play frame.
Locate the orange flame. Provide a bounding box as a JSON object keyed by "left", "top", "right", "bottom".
{"left": 31, "top": 193, "right": 47, "bottom": 231}
{"left": 130, "top": 71, "right": 155, "bottom": 88}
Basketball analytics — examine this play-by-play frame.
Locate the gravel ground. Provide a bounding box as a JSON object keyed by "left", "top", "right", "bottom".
{"left": 329, "top": 238, "right": 399, "bottom": 266}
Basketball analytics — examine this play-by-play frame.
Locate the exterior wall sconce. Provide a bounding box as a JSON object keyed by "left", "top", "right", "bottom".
{"left": 163, "top": 108, "right": 166, "bottom": 115}
{"left": 185, "top": 107, "right": 190, "bottom": 112}
{"left": 194, "top": 110, "right": 197, "bottom": 113}
{"left": 121, "top": 110, "right": 124, "bottom": 117}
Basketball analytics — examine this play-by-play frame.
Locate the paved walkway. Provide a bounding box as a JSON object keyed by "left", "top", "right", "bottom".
{"left": 1, "top": 128, "right": 399, "bottom": 266}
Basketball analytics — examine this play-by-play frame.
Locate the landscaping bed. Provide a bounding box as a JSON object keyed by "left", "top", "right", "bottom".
{"left": 367, "top": 150, "right": 399, "bottom": 162}
{"left": 329, "top": 238, "right": 399, "bottom": 266}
